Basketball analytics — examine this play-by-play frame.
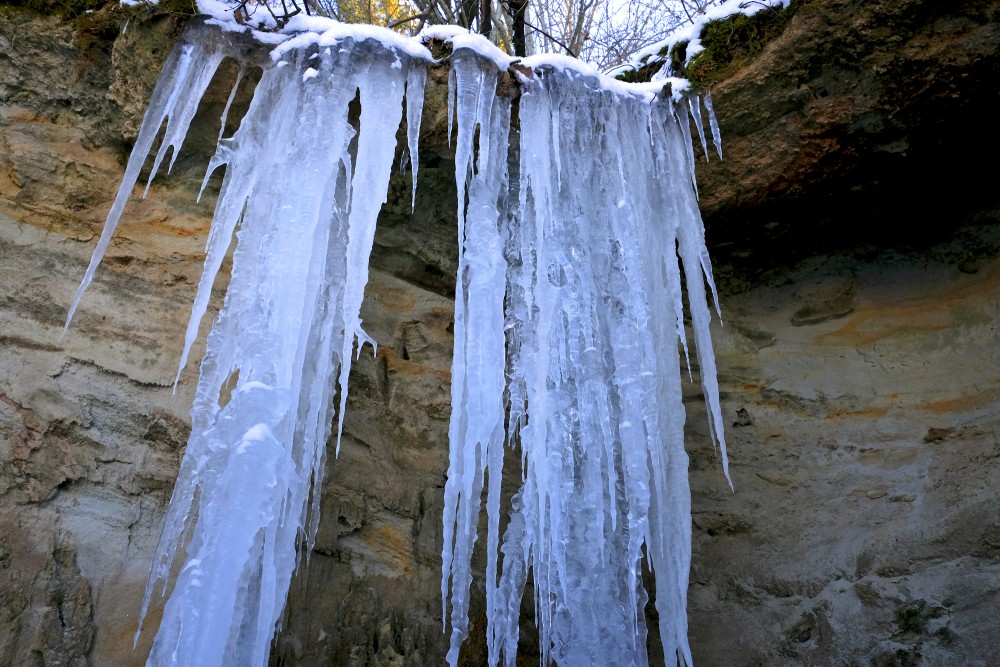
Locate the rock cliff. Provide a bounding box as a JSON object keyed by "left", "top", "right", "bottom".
{"left": 1, "top": 1, "right": 999, "bottom": 665}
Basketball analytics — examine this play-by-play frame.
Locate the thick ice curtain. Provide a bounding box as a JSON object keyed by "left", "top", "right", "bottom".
{"left": 62, "top": 24, "right": 428, "bottom": 666}
{"left": 66, "top": 19, "right": 727, "bottom": 666}
{"left": 444, "top": 64, "right": 728, "bottom": 666}
{"left": 139, "top": 39, "right": 426, "bottom": 666}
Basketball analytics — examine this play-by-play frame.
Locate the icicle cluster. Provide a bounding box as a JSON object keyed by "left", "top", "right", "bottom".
{"left": 441, "top": 55, "right": 729, "bottom": 666}
{"left": 66, "top": 20, "right": 428, "bottom": 667}
{"left": 67, "top": 17, "right": 730, "bottom": 667}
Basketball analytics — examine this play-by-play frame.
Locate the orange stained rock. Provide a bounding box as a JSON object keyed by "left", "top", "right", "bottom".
{"left": 816, "top": 265, "right": 1000, "bottom": 348}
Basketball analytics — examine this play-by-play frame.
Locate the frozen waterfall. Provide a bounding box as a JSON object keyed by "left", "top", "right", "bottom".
{"left": 65, "top": 17, "right": 727, "bottom": 667}
{"left": 441, "top": 51, "right": 729, "bottom": 667}
{"left": 66, "top": 19, "right": 430, "bottom": 666}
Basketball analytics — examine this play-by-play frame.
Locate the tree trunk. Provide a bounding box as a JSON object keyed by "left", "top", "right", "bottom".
{"left": 508, "top": 0, "right": 528, "bottom": 56}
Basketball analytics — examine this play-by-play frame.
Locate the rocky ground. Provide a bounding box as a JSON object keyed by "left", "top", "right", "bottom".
{"left": 1, "top": 1, "right": 999, "bottom": 665}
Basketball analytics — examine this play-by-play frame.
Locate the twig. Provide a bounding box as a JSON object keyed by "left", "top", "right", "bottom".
{"left": 679, "top": 0, "right": 696, "bottom": 24}
{"left": 387, "top": 9, "right": 431, "bottom": 29}
{"left": 523, "top": 18, "right": 577, "bottom": 57}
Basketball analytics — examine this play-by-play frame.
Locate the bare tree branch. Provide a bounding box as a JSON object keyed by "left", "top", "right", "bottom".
{"left": 387, "top": 9, "right": 431, "bottom": 28}
{"left": 523, "top": 17, "right": 576, "bottom": 57}
{"left": 228, "top": 0, "right": 700, "bottom": 69}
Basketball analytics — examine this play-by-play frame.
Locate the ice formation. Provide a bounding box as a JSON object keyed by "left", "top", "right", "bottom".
{"left": 66, "top": 17, "right": 727, "bottom": 667}
{"left": 441, "top": 49, "right": 729, "bottom": 666}
{"left": 608, "top": 0, "right": 791, "bottom": 80}
{"left": 65, "top": 19, "right": 430, "bottom": 667}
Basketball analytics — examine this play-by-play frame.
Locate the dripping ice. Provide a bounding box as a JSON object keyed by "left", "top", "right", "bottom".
{"left": 440, "top": 46, "right": 510, "bottom": 667}
{"left": 441, "top": 44, "right": 730, "bottom": 667}
{"left": 64, "top": 18, "right": 730, "bottom": 667}
{"left": 64, "top": 19, "right": 430, "bottom": 667}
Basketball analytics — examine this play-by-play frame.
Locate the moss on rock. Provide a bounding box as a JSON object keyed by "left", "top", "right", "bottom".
{"left": 2, "top": 0, "right": 110, "bottom": 19}
{"left": 2, "top": 0, "right": 196, "bottom": 26}
{"left": 684, "top": 3, "right": 794, "bottom": 88}
{"left": 615, "top": 3, "right": 794, "bottom": 87}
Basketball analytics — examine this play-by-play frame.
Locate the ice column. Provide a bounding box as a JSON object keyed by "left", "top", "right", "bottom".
{"left": 65, "top": 22, "right": 429, "bottom": 667}
{"left": 440, "top": 49, "right": 511, "bottom": 665}
{"left": 444, "top": 61, "right": 729, "bottom": 666}
{"left": 145, "top": 38, "right": 426, "bottom": 667}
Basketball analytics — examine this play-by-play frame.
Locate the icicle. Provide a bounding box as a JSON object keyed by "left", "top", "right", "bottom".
{"left": 689, "top": 94, "right": 710, "bottom": 161}
{"left": 675, "top": 102, "right": 700, "bottom": 200}
{"left": 214, "top": 65, "right": 245, "bottom": 152}
{"left": 445, "top": 58, "right": 730, "bottom": 667}
{"left": 447, "top": 65, "right": 456, "bottom": 147}
{"left": 704, "top": 90, "right": 723, "bottom": 159}
{"left": 333, "top": 44, "right": 411, "bottom": 455}
{"left": 142, "top": 50, "right": 227, "bottom": 197}
{"left": 406, "top": 66, "right": 427, "bottom": 210}
{"left": 64, "top": 36, "right": 224, "bottom": 335}
{"left": 173, "top": 61, "right": 298, "bottom": 389}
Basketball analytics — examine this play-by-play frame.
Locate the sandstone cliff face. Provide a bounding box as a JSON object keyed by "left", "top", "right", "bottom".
{"left": 1, "top": 2, "right": 998, "bottom": 666}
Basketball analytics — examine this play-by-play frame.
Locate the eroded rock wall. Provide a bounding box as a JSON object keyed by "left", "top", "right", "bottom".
{"left": 688, "top": 240, "right": 1000, "bottom": 665}
{"left": 685, "top": 2, "right": 1000, "bottom": 662}
{"left": 696, "top": 0, "right": 1000, "bottom": 282}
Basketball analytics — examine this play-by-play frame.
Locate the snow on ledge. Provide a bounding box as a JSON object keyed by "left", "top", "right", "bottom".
{"left": 196, "top": 0, "right": 435, "bottom": 58}
{"left": 192, "top": 1, "right": 691, "bottom": 101}
{"left": 609, "top": 0, "right": 790, "bottom": 79}
{"left": 272, "top": 15, "right": 435, "bottom": 61}
{"left": 520, "top": 52, "right": 688, "bottom": 102}
{"left": 419, "top": 27, "right": 678, "bottom": 99}
{"left": 419, "top": 25, "right": 515, "bottom": 71}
